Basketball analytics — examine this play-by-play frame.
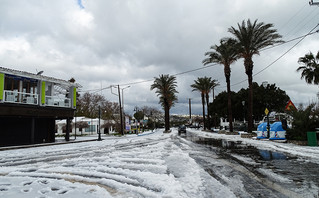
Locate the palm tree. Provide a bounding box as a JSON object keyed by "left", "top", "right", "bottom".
{"left": 191, "top": 77, "right": 212, "bottom": 130}
{"left": 150, "top": 74, "right": 178, "bottom": 132}
{"left": 297, "top": 51, "right": 319, "bottom": 85}
{"left": 206, "top": 79, "right": 220, "bottom": 129}
{"left": 203, "top": 38, "right": 239, "bottom": 132}
{"left": 228, "top": 19, "right": 282, "bottom": 133}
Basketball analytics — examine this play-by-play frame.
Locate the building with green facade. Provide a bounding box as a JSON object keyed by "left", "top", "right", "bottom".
{"left": 0, "top": 67, "right": 80, "bottom": 147}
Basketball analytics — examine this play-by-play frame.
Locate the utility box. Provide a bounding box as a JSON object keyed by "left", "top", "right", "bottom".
{"left": 307, "top": 132, "right": 318, "bottom": 146}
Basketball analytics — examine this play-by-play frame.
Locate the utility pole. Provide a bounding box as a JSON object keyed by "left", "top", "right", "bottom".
{"left": 118, "top": 85, "right": 124, "bottom": 135}
{"left": 111, "top": 85, "right": 124, "bottom": 135}
{"left": 188, "top": 98, "right": 192, "bottom": 122}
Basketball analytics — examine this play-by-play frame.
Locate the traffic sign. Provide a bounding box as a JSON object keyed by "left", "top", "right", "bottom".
{"left": 265, "top": 108, "right": 269, "bottom": 115}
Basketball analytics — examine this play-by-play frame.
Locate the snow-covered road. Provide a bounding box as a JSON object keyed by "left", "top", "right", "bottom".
{"left": 0, "top": 129, "right": 318, "bottom": 197}
{"left": 0, "top": 129, "right": 235, "bottom": 198}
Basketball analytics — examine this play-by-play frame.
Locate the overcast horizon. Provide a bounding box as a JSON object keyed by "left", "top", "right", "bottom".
{"left": 1, "top": 0, "right": 319, "bottom": 115}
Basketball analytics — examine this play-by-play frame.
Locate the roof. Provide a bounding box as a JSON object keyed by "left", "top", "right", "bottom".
{"left": 0, "top": 66, "right": 81, "bottom": 89}
{"left": 55, "top": 117, "right": 117, "bottom": 126}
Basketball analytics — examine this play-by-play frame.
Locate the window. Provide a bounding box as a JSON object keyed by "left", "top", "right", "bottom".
{"left": 85, "top": 125, "right": 96, "bottom": 132}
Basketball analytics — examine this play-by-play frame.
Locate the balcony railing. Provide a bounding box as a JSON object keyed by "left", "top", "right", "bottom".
{"left": 3, "top": 90, "right": 71, "bottom": 108}
{"left": 4, "top": 90, "right": 38, "bottom": 105}
{"left": 45, "top": 96, "right": 71, "bottom": 108}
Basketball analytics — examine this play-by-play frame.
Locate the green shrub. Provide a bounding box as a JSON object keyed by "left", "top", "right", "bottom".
{"left": 286, "top": 104, "right": 319, "bottom": 141}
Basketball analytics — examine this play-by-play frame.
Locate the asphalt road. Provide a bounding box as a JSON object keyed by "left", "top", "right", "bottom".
{"left": 179, "top": 131, "right": 319, "bottom": 198}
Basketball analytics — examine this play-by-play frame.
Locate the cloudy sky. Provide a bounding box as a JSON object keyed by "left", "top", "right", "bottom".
{"left": 1, "top": 0, "right": 319, "bottom": 115}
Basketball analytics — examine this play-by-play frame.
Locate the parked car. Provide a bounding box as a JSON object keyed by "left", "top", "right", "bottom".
{"left": 178, "top": 125, "right": 186, "bottom": 134}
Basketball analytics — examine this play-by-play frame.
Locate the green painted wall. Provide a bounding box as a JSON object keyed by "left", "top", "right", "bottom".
{"left": 41, "top": 81, "right": 46, "bottom": 104}
{"left": 0, "top": 73, "right": 4, "bottom": 100}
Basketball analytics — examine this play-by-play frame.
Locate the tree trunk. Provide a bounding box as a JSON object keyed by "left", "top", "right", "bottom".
{"left": 226, "top": 75, "right": 233, "bottom": 132}
{"left": 245, "top": 57, "right": 254, "bottom": 133}
{"left": 247, "top": 74, "right": 253, "bottom": 133}
{"left": 224, "top": 64, "right": 233, "bottom": 132}
{"left": 205, "top": 93, "right": 210, "bottom": 130}
{"left": 164, "top": 101, "right": 170, "bottom": 132}
{"left": 201, "top": 93, "right": 206, "bottom": 130}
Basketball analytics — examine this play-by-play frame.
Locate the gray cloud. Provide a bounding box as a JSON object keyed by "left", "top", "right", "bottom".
{"left": 0, "top": 0, "right": 318, "bottom": 115}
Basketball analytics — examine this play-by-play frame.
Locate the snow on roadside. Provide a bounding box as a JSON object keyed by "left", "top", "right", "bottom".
{"left": 187, "top": 129, "right": 319, "bottom": 164}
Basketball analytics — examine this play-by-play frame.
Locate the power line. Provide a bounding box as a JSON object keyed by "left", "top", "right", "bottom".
{"left": 284, "top": 6, "right": 318, "bottom": 40}
{"left": 80, "top": 26, "right": 319, "bottom": 93}
{"left": 227, "top": 23, "right": 319, "bottom": 88}
{"left": 119, "top": 63, "right": 219, "bottom": 87}
{"left": 261, "top": 29, "right": 319, "bottom": 51}
{"left": 278, "top": 4, "right": 307, "bottom": 31}
{"left": 80, "top": 63, "right": 219, "bottom": 92}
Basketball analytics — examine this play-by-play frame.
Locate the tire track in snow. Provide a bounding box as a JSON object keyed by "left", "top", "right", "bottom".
{"left": 1, "top": 135, "right": 174, "bottom": 197}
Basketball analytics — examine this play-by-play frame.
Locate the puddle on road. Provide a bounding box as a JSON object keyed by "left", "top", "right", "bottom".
{"left": 258, "top": 150, "right": 287, "bottom": 161}
{"left": 182, "top": 133, "right": 319, "bottom": 197}
{"left": 183, "top": 133, "right": 288, "bottom": 161}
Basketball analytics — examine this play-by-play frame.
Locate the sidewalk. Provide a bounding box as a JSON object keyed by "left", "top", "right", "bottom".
{"left": 0, "top": 135, "right": 100, "bottom": 151}
{"left": 0, "top": 131, "right": 158, "bottom": 151}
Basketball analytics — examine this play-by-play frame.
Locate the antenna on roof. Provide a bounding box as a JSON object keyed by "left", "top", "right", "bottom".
{"left": 36, "top": 69, "right": 44, "bottom": 75}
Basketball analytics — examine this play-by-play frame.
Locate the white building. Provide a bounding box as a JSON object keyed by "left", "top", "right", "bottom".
{"left": 56, "top": 117, "right": 115, "bottom": 135}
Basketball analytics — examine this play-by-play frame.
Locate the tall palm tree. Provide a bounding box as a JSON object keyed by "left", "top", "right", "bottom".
{"left": 203, "top": 38, "right": 239, "bottom": 132}
{"left": 191, "top": 77, "right": 212, "bottom": 130}
{"left": 206, "top": 79, "right": 220, "bottom": 129}
{"left": 229, "top": 19, "right": 282, "bottom": 133}
{"left": 150, "top": 74, "right": 178, "bottom": 132}
{"left": 297, "top": 51, "right": 319, "bottom": 85}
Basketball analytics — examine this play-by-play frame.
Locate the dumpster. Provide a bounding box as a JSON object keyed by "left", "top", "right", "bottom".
{"left": 257, "top": 122, "right": 268, "bottom": 139}
{"left": 307, "top": 131, "right": 318, "bottom": 146}
{"left": 269, "top": 122, "right": 286, "bottom": 140}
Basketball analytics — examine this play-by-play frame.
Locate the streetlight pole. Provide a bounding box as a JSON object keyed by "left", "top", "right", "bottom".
{"left": 117, "top": 85, "right": 124, "bottom": 136}
{"left": 111, "top": 85, "right": 124, "bottom": 136}
{"left": 188, "top": 98, "right": 192, "bottom": 124}
{"left": 74, "top": 111, "right": 77, "bottom": 140}
{"left": 242, "top": 101, "right": 245, "bottom": 132}
{"left": 121, "top": 86, "right": 130, "bottom": 133}
{"left": 121, "top": 86, "right": 130, "bottom": 110}
{"left": 98, "top": 105, "right": 102, "bottom": 141}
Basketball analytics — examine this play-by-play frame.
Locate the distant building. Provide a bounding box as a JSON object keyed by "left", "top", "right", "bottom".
{"left": 0, "top": 67, "right": 80, "bottom": 147}
{"left": 55, "top": 117, "right": 116, "bottom": 135}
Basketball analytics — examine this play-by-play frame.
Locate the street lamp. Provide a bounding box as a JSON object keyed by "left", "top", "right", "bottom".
{"left": 121, "top": 86, "right": 130, "bottom": 115}
{"left": 187, "top": 98, "right": 192, "bottom": 124}
{"left": 74, "top": 110, "right": 77, "bottom": 140}
{"left": 242, "top": 101, "right": 246, "bottom": 132}
{"left": 111, "top": 85, "right": 124, "bottom": 135}
{"left": 121, "top": 86, "right": 130, "bottom": 134}
{"left": 97, "top": 104, "right": 102, "bottom": 141}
